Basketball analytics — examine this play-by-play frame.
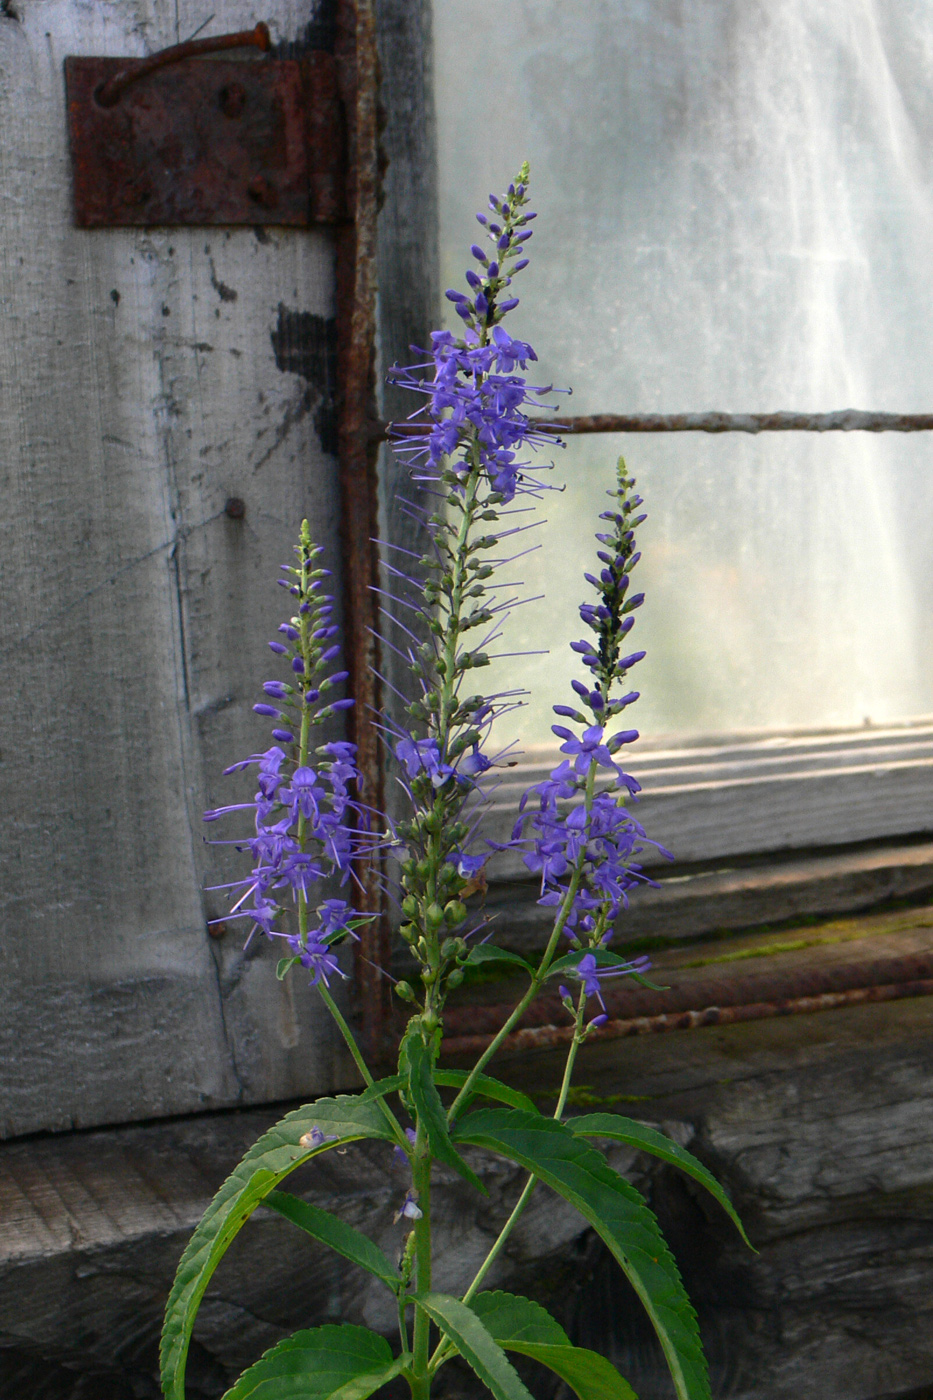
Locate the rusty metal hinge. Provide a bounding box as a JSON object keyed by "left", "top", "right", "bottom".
{"left": 65, "top": 23, "right": 345, "bottom": 228}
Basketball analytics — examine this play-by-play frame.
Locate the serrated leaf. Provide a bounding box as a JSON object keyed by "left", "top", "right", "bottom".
{"left": 470, "top": 1292, "right": 638, "bottom": 1400}
{"left": 509, "top": 1344, "right": 638, "bottom": 1400}
{"left": 463, "top": 944, "right": 534, "bottom": 973}
{"left": 265, "top": 1191, "right": 402, "bottom": 1290}
{"left": 434, "top": 1069, "right": 538, "bottom": 1116}
{"left": 160, "top": 1094, "right": 397, "bottom": 1400}
{"left": 358, "top": 1073, "right": 404, "bottom": 1101}
{"left": 413, "top": 1292, "right": 534, "bottom": 1400}
{"left": 220, "top": 1323, "right": 404, "bottom": 1400}
{"left": 568, "top": 1114, "right": 753, "bottom": 1248}
{"left": 469, "top": 1290, "right": 569, "bottom": 1345}
{"left": 403, "top": 1031, "right": 486, "bottom": 1194}
{"left": 452, "top": 1108, "right": 709, "bottom": 1400}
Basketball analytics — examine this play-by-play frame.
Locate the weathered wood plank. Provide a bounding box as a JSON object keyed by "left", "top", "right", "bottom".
{"left": 0, "top": 0, "right": 354, "bottom": 1137}
{"left": 483, "top": 722, "right": 933, "bottom": 879}
{"left": 373, "top": 0, "right": 438, "bottom": 751}
{"left": 1, "top": 981, "right": 931, "bottom": 1398}
{"left": 482, "top": 840, "right": 933, "bottom": 953}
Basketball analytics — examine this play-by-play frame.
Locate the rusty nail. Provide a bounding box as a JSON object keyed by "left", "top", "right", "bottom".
{"left": 219, "top": 81, "right": 246, "bottom": 118}
{"left": 95, "top": 22, "right": 271, "bottom": 109}
{"left": 224, "top": 497, "right": 246, "bottom": 519}
{"left": 247, "top": 175, "right": 278, "bottom": 209}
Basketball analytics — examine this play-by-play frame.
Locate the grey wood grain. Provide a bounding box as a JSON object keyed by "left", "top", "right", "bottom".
{"left": 374, "top": 0, "right": 438, "bottom": 746}
{"left": 1, "top": 984, "right": 932, "bottom": 1398}
{"left": 482, "top": 721, "right": 933, "bottom": 880}
{"left": 0, "top": 0, "right": 353, "bottom": 1138}
{"left": 482, "top": 840, "right": 933, "bottom": 953}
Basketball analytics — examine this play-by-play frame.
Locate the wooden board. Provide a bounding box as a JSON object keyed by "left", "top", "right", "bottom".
{"left": 1, "top": 970, "right": 932, "bottom": 1398}
{"left": 484, "top": 720, "right": 933, "bottom": 880}
{"left": 0, "top": 0, "right": 354, "bottom": 1138}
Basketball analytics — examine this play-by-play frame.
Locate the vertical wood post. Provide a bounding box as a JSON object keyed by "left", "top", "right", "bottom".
{"left": 334, "top": 0, "right": 392, "bottom": 1055}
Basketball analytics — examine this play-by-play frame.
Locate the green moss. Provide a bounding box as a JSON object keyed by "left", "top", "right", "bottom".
{"left": 531, "top": 1085, "right": 654, "bottom": 1108}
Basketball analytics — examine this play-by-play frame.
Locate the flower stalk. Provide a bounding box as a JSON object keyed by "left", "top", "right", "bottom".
{"left": 174, "top": 166, "right": 739, "bottom": 1400}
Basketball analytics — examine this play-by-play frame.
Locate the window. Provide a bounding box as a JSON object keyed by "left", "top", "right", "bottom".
{"left": 414, "top": 1, "right": 933, "bottom": 887}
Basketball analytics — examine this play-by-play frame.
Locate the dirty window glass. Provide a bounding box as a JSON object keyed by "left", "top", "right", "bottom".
{"left": 433, "top": 1, "right": 933, "bottom": 748}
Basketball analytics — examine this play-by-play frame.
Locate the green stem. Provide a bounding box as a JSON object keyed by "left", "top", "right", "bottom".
{"left": 553, "top": 984, "right": 588, "bottom": 1118}
{"left": 430, "top": 986, "right": 589, "bottom": 1372}
{"left": 296, "top": 550, "right": 313, "bottom": 946}
{"left": 317, "top": 984, "right": 408, "bottom": 1147}
{"left": 447, "top": 760, "right": 600, "bottom": 1119}
{"left": 410, "top": 1132, "right": 433, "bottom": 1400}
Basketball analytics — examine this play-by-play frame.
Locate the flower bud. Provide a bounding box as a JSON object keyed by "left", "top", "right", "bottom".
{"left": 394, "top": 981, "right": 416, "bottom": 1002}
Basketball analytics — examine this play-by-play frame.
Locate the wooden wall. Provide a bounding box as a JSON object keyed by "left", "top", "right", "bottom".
{"left": 0, "top": 0, "right": 356, "bottom": 1138}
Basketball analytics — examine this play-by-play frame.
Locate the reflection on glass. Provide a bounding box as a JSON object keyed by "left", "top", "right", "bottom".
{"left": 433, "top": 0, "right": 933, "bottom": 744}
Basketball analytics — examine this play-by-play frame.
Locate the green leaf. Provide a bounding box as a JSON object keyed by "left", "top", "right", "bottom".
{"left": 160, "top": 1094, "right": 397, "bottom": 1400}
{"left": 358, "top": 1073, "right": 404, "bottom": 1102}
{"left": 265, "top": 1191, "right": 402, "bottom": 1291}
{"left": 452, "top": 1109, "right": 709, "bottom": 1400}
{"left": 510, "top": 1345, "right": 638, "bottom": 1400}
{"left": 469, "top": 1290, "right": 569, "bottom": 1345}
{"left": 434, "top": 1069, "right": 538, "bottom": 1116}
{"left": 276, "top": 956, "right": 302, "bottom": 981}
{"left": 220, "top": 1323, "right": 404, "bottom": 1400}
{"left": 568, "top": 1114, "right": 753, "bottom": 1249}
{"left": 413, "top": 1292, "right": 534, "bottom": 1400}
{"left": 463, "top": 944, "right": 534, "bottom": 973}
{"left": 402, "top": 1031, "right": 486, "bottom": 1194}
{"left": 469, "top": 1292, "right": 638, "bottom": 1400}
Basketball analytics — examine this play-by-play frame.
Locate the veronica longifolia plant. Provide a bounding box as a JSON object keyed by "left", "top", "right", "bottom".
{"left": 161, "top": 165, "right": 751, "bottom": 1400}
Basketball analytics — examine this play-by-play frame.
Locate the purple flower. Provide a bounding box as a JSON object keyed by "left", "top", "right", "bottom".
{"left": 552, "top": 723, "right": 618, "bottom": 776}
{"left": 450, "top": 851, "right": 486, "bottom": 879}
{"left": 395, "top": 1191, "right": 423, "bottom": 1222}
{"left": 204, "top": 528, "right": 366, "bottom": 965}
{"left": 393, "top": 1126, "right": 418, "bottom": 1163}
{"left": 456, "top": 745, "right": 492, "bottom": 780}
{"left": 395, "top": 736, "right": 454, "bottom": 788}
{"left": 569, "top": 951, "right": 653, "bottom": 1011}
{"left": 300, "top": 1125, "right": 339, "bottom": 1149}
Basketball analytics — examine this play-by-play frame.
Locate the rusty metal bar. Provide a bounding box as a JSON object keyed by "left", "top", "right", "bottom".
{"left": 379, "top": 409, "right": 933, "bottom": 439}
{"left": 441, "top": 977, "right": 933, "bottom": 1057}
{"left": 95, "top": 23, "right": 271, "bottom": 107}
{"left": 438, "top": 949, "right": 933, "bottom": 1056}
{"left": 334, "top": 0, "right": 392, "bottom": 1056}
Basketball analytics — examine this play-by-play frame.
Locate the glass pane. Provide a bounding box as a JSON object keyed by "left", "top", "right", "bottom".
{"left": 433, "top": 0, "right": 933, "bottom": 745}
